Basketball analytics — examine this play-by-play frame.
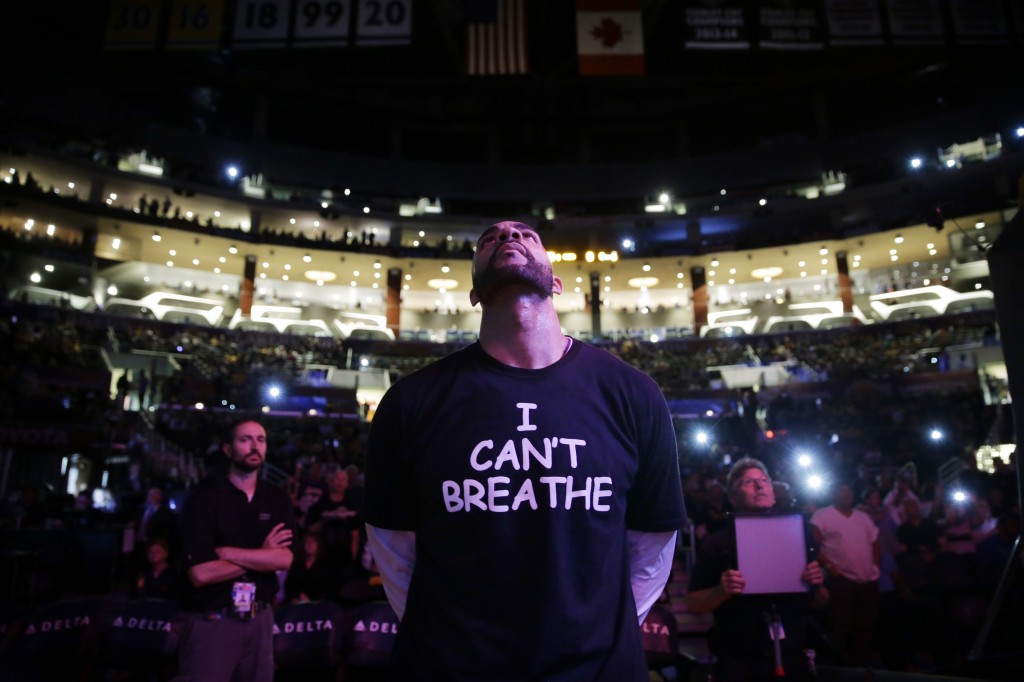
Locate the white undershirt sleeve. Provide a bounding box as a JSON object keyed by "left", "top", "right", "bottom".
{"left": 628, "top": 529, "right": 677, "bottom": 624}
{"left": 365, "top": 523, "right": 417, "bottom": 620}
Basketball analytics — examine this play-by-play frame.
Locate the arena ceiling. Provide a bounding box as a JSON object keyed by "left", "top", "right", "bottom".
{"left": 4, "top": 1, "right": 1022, "bottom": 313}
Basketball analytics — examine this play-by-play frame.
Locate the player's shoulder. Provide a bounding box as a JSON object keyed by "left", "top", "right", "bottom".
{"left": 575, "top": 342, "right": 662, "bottom": 388}
{"left": 387, "top": 343, "right": 477, "bottom": 390}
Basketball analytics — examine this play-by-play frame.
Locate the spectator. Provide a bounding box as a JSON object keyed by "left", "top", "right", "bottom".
{"left": 773, "top": 480, "right": 797, "bottom": 511}
{"left": 307, "top": 468, "right": 361, "bottom": 574}
{"left": 894, "top": 496, "right": 943, "bottom": 600}
{"left": 687, "top": 457, "right": 827, "bottom": 681}
{"left": 134, "top": 539, "right": 181, "bottom": 601}
{"left": 136, "top": 486, "right": 177, "bottom": 549}
{"left": 811, "top": 483, "right": 881, "bottom": 666}
{"left": 292, "top": 481, "right": 324, "bottom": 531}
{"left": 883, "top": 471, "right": 919, "bottom": 526}
{"left": 283, "top": 532, "right": 338, "bottom": 603}
{"left": 177, "top": 418, "right": 296, "bottom": 682}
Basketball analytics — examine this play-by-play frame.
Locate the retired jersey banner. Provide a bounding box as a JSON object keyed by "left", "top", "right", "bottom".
{"left": 355, "top": 0, "right": 412, "bottom": 46}
{"left": 292, "top": 0, "right": 353, "bottom": 47}
{"left": 823, "top": 0, "right": 884, "bottom": 46}
{"left": 683, "top": 0, "right": 751, "bottom": 49}
{"left": 948, "top": 0, "right": 1010, "bottom": 45}
{"left": 466, "top": 0, "right": 529, "bottom": 75}
{"left": 758, "top": 0, "right": 825, "bottom": 50}
{"left": 232, "top": 0, "right": 290, "bottom": 48}
{"left": 576, "top": 0, "right": 645, "bottom": 75}
{"left": 166, "top": 0, "right": 226, "bottom": 50}
{"left": 104, "top": 0, "right": 163, "bottom": 50}
{"left": 885, "top": 0, "right": 946, "bottom": 45}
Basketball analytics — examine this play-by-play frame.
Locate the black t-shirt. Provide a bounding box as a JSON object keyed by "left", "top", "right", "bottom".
{"left": 688, "top": 525, "right": 815, "bottom": 658}
{"left": 896, "top": 519, "right": 942, "bottom": 555}
{"left": 180, "top": 476, "right": 297, "bottom": 611}
{"left": 284, "top": 556, "right": 339, "bottom": 602}
{"left": 307, "top": 488, "right": 362, "bottom": 527}
{"left": 364, "top": 341, "right": 687, "bottom": 681}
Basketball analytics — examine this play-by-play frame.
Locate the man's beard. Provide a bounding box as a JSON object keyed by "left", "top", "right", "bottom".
{"left": 232, "top": 451, "right": 263, "bottom": 473}
{"left": 472, "top": 250, "right": 553, "bottom": 304}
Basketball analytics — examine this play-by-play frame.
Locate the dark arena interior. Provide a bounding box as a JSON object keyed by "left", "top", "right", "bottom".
{"left": 1, "top": 1, "right": 1023, "bottom": 680}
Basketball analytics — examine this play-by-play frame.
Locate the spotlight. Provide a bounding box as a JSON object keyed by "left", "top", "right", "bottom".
{"left": 909, "top": 157, "right": 923, "bottom": 169}
{"left": 806, "top": 474, "right": 824, "bottom": 491}
{"left": 929, "top": 428, "right": 944, "bottom": 442}
{"left": 225, "top": 165, "right": 239, "bottom": 180}
{"left": 797, "top": 454, "right": 813, "bottom": 468}
{"left": 694, "top": 431, "right": 709, "bottom": 446}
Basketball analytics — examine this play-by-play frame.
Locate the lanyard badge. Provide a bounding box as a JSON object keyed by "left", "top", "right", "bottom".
{"left": 231, "top": 582, "right": 257, "bottom": 619}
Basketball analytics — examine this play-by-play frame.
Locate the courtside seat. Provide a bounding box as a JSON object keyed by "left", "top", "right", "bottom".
{"left": 98, "top": 597, "right": 185, "bottom": 678}
{"left": 16, "top": 595, "right": 107, "bottom": 680}
{"left": 642, "top": 602, "right": 689, "bottom": 681}
{"left": 342, "top": 600, "right": 399, "bottom": 680}
{"left": 273, "top": 599, "right": 347, "bottom": 681}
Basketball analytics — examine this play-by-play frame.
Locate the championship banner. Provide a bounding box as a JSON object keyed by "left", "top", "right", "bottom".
{"left": 758, "top": 0, "right": 825, "bottom": 50}
{"left": 103, "top": 0, "right": 163, "bottom": 50}
{"left": 823, "top": 0, "right": 884, "bottom": 46}
{"left": 948, "top": 0, "right": 1010, "bottom": 45}
{"left": 354, "top": 0, "right": 412, "bottom": 46}
{"left": 166, "top": 0, "right": 225, "bottom": 50}
{"left": 232, "top": 0, "right": 290, "bottom": 48}
{"left": 576, "top": 0, "right": 645, "bottom": 76}
{"left": 683, "top": 0, "right": 751, "bottom": 50}
{"left": 885, "top": 0, "right": 945, "bottom": 46}
{"left": 293, "top": 0, "right": 353, "bottom": 47}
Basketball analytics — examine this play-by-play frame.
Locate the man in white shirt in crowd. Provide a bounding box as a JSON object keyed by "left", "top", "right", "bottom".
{"left": 811, "top": 482, "right": 880, "bottom": 666}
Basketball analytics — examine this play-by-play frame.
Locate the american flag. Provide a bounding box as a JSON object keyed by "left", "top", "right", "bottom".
{"left": 466, "top": 0, "right": 529, "bottom": 75}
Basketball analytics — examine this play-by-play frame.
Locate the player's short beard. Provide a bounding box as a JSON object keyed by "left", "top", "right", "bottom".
{"left": 472, "top": 251, "right": 553, "bottom": 304}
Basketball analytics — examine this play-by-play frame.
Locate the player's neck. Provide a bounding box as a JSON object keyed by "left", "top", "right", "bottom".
{"left": 478, "top": 301, "right": 566, "bottom": 369}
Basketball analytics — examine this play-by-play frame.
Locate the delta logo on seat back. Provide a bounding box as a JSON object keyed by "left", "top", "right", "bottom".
{"left": 272, "top": 619, "right": 336, "bottom": 634}
{"left": 111, "top": 615, "right": 173, "bottom": 632}
{"left": 22, "top": 615, "right": 91, "bottom": 634}
{"left": 352, "top": 618, "right": 398, "bottom": 634}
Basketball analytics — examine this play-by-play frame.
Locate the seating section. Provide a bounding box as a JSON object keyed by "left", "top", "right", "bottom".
{"left": 273, "top": 599, "right": 347, "bottom": 673}
{"left": 0, "top": 596, "right": 405, "bottom": 681}
{"left": 343, "top": 600, "right": 400, "bottom": 671}
{"left": 98, "top": 596, "right": 185, "bottom": 674}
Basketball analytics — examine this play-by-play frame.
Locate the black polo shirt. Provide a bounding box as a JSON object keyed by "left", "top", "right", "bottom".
{"left": 180, "top": 475, "right": 296, "bottom": 611}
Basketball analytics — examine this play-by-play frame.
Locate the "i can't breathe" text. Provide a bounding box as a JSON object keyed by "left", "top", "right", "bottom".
{"left": 441, "top": 402, "right": 613, "bottom": 513}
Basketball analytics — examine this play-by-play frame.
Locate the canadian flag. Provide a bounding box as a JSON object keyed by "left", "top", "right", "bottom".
{"left": 576, "top": 0, "right": 645, "bottom": 76}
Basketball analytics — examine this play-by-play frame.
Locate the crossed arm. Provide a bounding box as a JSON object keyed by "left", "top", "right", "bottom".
{"left": 188, "top": 522, "right": 294, "bottom": 587}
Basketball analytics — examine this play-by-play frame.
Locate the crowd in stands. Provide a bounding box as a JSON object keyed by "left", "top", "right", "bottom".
{"left": 0, "top": 292, "right": 1019, "bottom": 676}
{"left": 1, "top": 165, "right": 476, "bottom": 260}
{"left": 0, "top": 222, "right": 91, "bottom": 267}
